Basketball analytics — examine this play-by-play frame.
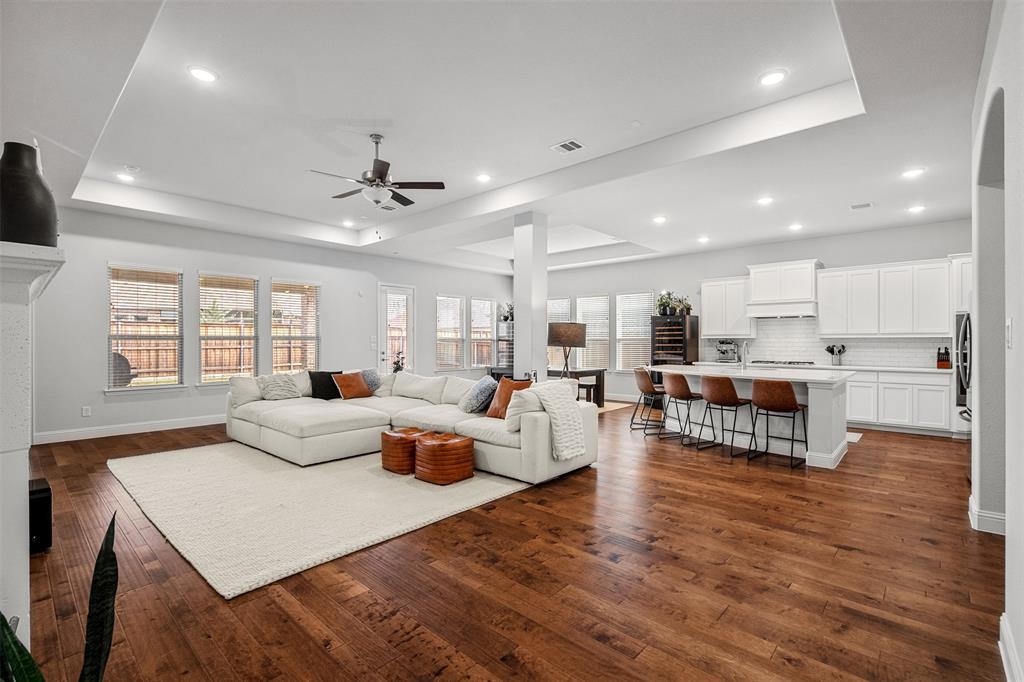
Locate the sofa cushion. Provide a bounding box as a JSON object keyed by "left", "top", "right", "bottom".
{"left": 309, "top": 370, "right": 345, "bottom": 399}
{"left": 441, "top": 376, "right": 476, "bottom": 405}
{"left": 232, "top": 397, "right": 319, "bottom": 424}
{"left": 393, "top": 371, "right": 447, "bottom": 404}
{"left": 487, "top": 378, "right": 532, "bottom": 419}
{"left": 455, "top": 417, "right": 522, "bottom": 449}
{"left": 458, "top": 375, "right": 498, "bottom": 413}
{"left": 332, "top": 372, "right": 373, "bottom": 399}
{"left": 258, "top": 403, "right": 390, "bottom": 438}
{"left": 228, "top": 376, "right": 263, "bottom": 407}
{"left": 392, "top": 404, "right": 479, "bottom": 432}
{"left": 257, "top": 373, "right": 302, "bottom": 400}
{"left": 375, "top": 373, "right": 396, "bottom": 397}
{"left": 338, "top": 396, "right": 430, "bottom": 416}
{"left": 505, "top": 379, "right": 577, "bottom": 432}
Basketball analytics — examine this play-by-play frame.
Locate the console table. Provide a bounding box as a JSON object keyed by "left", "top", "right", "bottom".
{"left": 487, "top": 367, "right": 606, "bottom": 407}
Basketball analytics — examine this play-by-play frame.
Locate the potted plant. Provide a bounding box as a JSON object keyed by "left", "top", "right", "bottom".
{"left": 500, "top": 302, "right": 514, "bottom": 322}
{"left": 675, "top": 294, "right": 692, "bottom": 316}
{"left": 657, "top": 290, "right": 676, "bottom": 316}
{"left": 391, "top": 351, "right": 405, "bottom": 373}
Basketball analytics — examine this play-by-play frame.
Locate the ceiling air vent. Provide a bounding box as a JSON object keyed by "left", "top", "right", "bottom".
{"left": 550, "top": 138, "right": 585, "bottom": 155}
{"left": 850, "top": 202, "right": 874, "bottom": 211}
{"left": 380, "top": 204, "right": 397, "bottom": 211}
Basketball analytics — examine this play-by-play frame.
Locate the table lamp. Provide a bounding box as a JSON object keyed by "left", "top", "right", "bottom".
{"left": 548, "top": 322, "right": 587, "bottom": 378}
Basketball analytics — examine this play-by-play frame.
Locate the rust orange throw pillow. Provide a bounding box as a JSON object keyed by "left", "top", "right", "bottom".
{"left": 332, "top": 372, "right": 373, "bottom": 399}
{"left": 486, "top": 377, "right": 533, "bottom": 419}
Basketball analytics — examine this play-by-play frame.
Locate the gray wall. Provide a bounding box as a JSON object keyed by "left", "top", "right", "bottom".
{"left": 549, "top": 219, "right": 970, "bottom": 398}
{"left": 33, "top": 207, "right": 512, "bottom": 440}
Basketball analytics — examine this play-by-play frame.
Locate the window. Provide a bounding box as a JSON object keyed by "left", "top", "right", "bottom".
{"left": 435, "top": 295, "right": 465, "bottom": 369}
{"left": 108, "top": 266, "right": 183, "bottom": 388}
{"left": 199, "top": 274, "right": 258, "bottom": 383}
{"left": 547, "top": 298, "right": 571, "bottom": 369}
{"left": 272, "top": 280, "right": 320, "bottom": 373}
{"left": 575, "top": 295, "right": 610, "bottom": 370}
{"left": 616, "top": 291, "right": 654, "bottom": 370}
{"left": 381, "top": 285, "right": 414, "bottom": 373}
{"left": 470, "top": 298, "right": 495, "bottom": 367}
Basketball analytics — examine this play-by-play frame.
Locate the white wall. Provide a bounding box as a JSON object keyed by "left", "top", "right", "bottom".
{"left": 971, "top": 1, "right": 1023, "bottom": 676}
{"left": 549, "top": 219, "right": 970, "bottom": 398}
{"left": 32, "top": 208, "right": 511, "bottom": 441}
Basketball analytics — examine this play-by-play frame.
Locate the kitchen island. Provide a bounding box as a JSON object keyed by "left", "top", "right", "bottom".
{"left": 649, "top": 364, "right": 855, "bottom": 469}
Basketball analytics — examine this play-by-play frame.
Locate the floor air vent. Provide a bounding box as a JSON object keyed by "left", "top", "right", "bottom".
{"left": 550, "top": 139, "right": 585, "bottom": 154}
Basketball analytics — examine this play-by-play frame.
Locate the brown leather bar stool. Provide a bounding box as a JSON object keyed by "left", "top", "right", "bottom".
{"left": 630, "top": 367, "right": 664, "bottom": 435}
{"left": 697, "top": 376, "right": 754, "bottom": 457}
{"left": 658, "top": 373, "right": 709, "bottom": 446}
{"left": 748, "top": 379, "right": 807, "bottom": 468}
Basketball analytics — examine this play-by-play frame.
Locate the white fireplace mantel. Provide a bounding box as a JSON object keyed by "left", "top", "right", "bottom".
{"left": 1, "top": 240, "right": 65, "bottom": 647}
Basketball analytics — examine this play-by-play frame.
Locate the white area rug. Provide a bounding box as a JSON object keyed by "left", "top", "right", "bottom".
{"left": 108, "top": 442, "right": 528, "bottom": 598}
{"left": 846, "top": 432, "right": 863, "bottom": 443}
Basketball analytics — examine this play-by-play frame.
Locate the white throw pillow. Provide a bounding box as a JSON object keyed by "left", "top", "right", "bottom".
{"left": 393, "top": 371, "right": 447, "bottom": 404}
{"left": 228, "top": 376, "right": 263, "bottom": 408}
{"left": 287, "top": 370, "right": 312, "bottom": 397}
{"left": 442, "top": 376, "right": 476, "bottom": 405}
{"left": 505, "top": 379, "right": 578, "bottom": 432}
{"left": 256, "top": 374, "right": 302, "bottom": 400}
{"left": 375, "top": 373, "right": 396, "bottom": 397}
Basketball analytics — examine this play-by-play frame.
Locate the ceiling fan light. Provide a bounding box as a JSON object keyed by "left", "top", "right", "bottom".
{"left": 362, "top": 186, "right": 393, "bottom": 206}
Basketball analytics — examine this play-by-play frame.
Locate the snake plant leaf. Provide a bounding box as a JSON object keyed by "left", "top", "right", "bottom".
{"left": 79, "top": 513, "right": 119, "bottom": 682}
{"left": 0, "top": 611, "right": 44, "bottom": 682}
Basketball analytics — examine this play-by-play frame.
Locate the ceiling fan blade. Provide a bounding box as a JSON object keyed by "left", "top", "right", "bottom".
{"left": 372, "top": 158, "right": 391, "bottom": 181}
{"left": 390, "top": 190, "right": 414, "bottom": 207}
{"left": 391, "top": 181, "right": 445, "bottom": 190}
{"left": 308, "top": 169, "right": 364, "bottom": 184}
{"left": 332, "top": 189, "right": 363, "bottom": 199}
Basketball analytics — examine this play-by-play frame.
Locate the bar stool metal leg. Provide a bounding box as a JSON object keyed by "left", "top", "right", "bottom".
{"left": 696, "top": 403, "right": 717, "bottom": 449}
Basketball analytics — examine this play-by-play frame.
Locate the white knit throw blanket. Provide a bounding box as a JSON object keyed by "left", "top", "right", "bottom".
{"left": 531, "top": 380, "right": 586, "bottom": 460}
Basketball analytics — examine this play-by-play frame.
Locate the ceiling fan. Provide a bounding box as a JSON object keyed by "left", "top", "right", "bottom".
{"left": 308, "top": 133, "right": 445, "bottom": 209}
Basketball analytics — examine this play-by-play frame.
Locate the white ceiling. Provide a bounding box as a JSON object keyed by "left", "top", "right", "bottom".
{"left": 2, "top": 1, "right": 990, "bottom": 274}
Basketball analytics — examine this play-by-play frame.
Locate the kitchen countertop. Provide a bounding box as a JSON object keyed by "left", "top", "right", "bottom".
{"left": 693, "top": 361, "right": 953, "bottom": 375}
{"left": 651, "top": 364, "right": 855, "bottom": 386}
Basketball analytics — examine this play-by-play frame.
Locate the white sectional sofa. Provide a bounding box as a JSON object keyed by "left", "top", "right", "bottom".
{"left": 225, "top": 371, "right": 598, "bottom": 484}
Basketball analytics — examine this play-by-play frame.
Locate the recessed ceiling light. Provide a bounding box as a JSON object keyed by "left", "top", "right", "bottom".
{"left": 908, "top": 205, "right": 925, "bottom": 214}
{"left": 630, "top": 120, "right": 643, "bottom": 128}
{"left": 476, "top": 173, "right": 491, "bottom": 183}
{"left": 789, "top": 223, "right": 803, "bottom": 232}
{"left": 756, "top": 196, "right": 774, "bottom": 206}
{"left": 652, "top": 215, "right": 667, "bottom": 225}
{"left": 759, "top": 69, "right": 788, "bottom": 86}
{"left": 124, "top": 164, "right": 140, "bottom": 173}
{"left": 698, "top": 235, "right": 710, "bottom": 244}
{"left": 188, "top": 66, "right": 218, "bottom": 82}
{"left": 115, "top": 173, "right": 135, "bottom": 183}
{"left": 902, "top": 167, "right": 926, "bottom": 179}
{"left": 341, "top": 219, "right": 354, "bottom": 228}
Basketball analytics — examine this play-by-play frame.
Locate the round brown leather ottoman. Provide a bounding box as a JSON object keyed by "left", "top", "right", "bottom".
{"left": 381, "top": 427, "right": 428, "bottom": 474}
{"left": 414, "top": 433, "right": 475, "bottom": 485}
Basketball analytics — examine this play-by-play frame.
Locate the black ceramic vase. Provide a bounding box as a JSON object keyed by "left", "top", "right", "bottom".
{"left": 0, "top": 141, "right": 58, "bottom": 247}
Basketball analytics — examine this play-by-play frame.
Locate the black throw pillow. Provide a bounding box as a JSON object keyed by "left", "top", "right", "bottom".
{"left": 309, "top": 370, "right": 345, "bottom": 400}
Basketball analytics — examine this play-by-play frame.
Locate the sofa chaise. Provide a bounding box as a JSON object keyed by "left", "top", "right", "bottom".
{"left": 226, "top": 371, "right": 598, "bottom": 484}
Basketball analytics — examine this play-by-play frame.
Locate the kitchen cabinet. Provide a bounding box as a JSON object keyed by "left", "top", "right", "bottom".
{"left": 950, "top": 254, "right": 973, "bottom": 313}
{"left": 817, "top": 269, "right": 879, "bottom": 336}
{"left": 748, "top": 260, "right": 819, "bottom": 302}
{"left": 846, "top": 381, "right": 878, "bottom": 422}
{"left": 850, "top": 371, "right": 953, "bottom": 431}
{"left": 913, "top": 262, "right": 951, "bottom": 335}
{"left": 816, "top": 271, "right": 848, "bottom": 335}
{"left": 700, "top": 277, "right": 755, "bottom": 338}
{"left": 913, "top": 384, "right": 951, "bottom": 429}
{"left": 878, "top": 383, "right": 913, "bottom": 425}
{"left": 879, "top": 266, "right": 915, "bottom": 334}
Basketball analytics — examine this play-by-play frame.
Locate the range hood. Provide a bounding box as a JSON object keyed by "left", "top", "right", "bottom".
{"left": 745, "top": 259, "right": 822, "bottom": 318}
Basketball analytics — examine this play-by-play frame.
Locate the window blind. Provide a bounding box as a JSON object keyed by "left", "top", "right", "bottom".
{"left": 575, "top": 295, "right": 609, "bottom": 370}
{"left": 272, "top": 281, "right": 320, "bottom": 373}
{"left": 435, "top": 295, "right": 465, "bottom": 369}
{"left": 547, "top": 298, "right": 571, "bottom": 369}
{"left": 470, "top": 298, "right": 495, "bottom": 367}
{"left": 108, "top": 266, "right": 183, "bottom": 388}
{"left": 385, "top": 290, "right": 411, "bottom": 371}
{"left": 199, "top": 274, "right": 258, "bottom": 383}
{"left": 616, "top": 291, "right": 654, "bottom": 370}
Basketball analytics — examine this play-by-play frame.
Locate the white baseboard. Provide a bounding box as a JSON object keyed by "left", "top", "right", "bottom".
{"left": 1002, "top": 613, "right": 1023, "bottom": 681}
{"left": 33, "top": 414, "right": 225, "bottom": 444}
{"left": 848, "top": 421, "right": 954, "bottom": 438}
{"left": 969, "top": 494, "right": 1006, "bottom": 535}
{"left": 806, "top": 440, "right": 847, "bottom": 469}
{"left": 605, "top": 392, "right": 638, "bottom": 403}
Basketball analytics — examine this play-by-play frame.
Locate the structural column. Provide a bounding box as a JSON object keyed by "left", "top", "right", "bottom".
{"left": 512, "top": 212, "right": 548, "bottom": 380}
{"left": 0, "top": 242, "right": 65, "bottom": 647}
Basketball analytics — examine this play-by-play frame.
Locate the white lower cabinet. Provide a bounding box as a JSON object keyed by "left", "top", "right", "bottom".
{"left": 913, "top": 385, "right": 951, "bottom": 429}
{"left": 847, "top": 371, "right": 952, "bottom": 431}
{"left": 878, "top": 384, "right": 913, "bottom": 425}
{"left": 846, "top": 382, "right": 878, "bottom": 422}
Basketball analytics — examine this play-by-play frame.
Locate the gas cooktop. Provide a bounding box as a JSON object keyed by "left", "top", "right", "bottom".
{"left": 748, "top": 360, "right": 816, "bottom": 366}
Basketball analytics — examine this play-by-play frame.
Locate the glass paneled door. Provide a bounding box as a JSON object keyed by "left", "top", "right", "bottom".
{"left": 379, "top": 284, "right": 414, "bottom": 374}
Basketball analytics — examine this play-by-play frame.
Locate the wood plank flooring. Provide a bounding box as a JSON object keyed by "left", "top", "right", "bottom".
{"left": 28, "top": 411, "right": 1004, "bottom": 680}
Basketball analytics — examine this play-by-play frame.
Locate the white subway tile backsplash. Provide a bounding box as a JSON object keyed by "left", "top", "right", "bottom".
{"left": 702, "top": 318, "right": 950, "bottom": 368}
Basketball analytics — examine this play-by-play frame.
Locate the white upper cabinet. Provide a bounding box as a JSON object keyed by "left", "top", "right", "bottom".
{"left": 913, "top": 262, "right": 951, "bottom": 335}
{"left": 819, "top": 259, "right": 950, "bottom": 337}
{"left": 879, "top": 266, "right": 915, "bottom": 334}
{"left": 950, "top": 254, "right": 973, "bottom": 313}
{"left": 746, "top": 259, "right": 821, "bottom": 318}
{"left": 700, "top": 277, "right": 755, "bottom": 338}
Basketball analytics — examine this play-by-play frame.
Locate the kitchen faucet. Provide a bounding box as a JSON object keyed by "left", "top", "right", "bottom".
{"left": 742, "top": 341, "right": 749, "bottom": 368}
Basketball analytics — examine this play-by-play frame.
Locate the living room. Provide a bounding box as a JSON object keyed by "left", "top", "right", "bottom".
{"left": 2, "top": 1, "right": 1022, "bottom": 680}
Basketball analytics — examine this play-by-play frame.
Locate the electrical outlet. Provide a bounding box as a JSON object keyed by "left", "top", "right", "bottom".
{"left": 81, "top": 406, "right": 92, "bottom": 418}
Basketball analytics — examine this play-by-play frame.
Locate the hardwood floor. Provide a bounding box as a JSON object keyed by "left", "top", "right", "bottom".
{"left": 28, "top": 411, "right": 1003, "bottom": 681}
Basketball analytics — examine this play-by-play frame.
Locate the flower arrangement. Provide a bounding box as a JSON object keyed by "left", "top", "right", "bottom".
{"left": 500, "top": 302, "right": 514, "bottom": 322}
{"left": 675, "top": 294, "right": 692, "bottom": 315}
{"left": 657, "top": 290, "right": 677, "bottom": 315}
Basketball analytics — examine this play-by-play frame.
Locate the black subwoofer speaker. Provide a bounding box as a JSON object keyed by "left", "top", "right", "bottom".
{"left": 29, "top": 478, "right": 52, "bottom": 553}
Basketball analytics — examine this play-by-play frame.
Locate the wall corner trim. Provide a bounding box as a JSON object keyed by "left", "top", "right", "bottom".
{"left": 969, "top": 494, "right": 1006, "bottom": 535}
{"left": 1001, "top": 613, "right": 1023, "bottom": 682}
